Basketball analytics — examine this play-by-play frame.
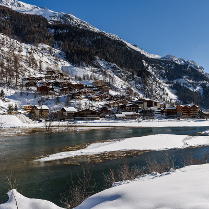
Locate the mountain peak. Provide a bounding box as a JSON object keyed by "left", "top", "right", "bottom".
{"left": 0, "top": 0, "right": 35, "bottom": 9}
{"left": 0, "top": 0, "right": 101, "bottom": 32}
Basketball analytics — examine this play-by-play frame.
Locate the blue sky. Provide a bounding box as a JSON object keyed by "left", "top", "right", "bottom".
{"left": 24, "top": 0, "right": 209, "bottom": 71}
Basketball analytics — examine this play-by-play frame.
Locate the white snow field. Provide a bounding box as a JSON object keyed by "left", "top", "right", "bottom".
{"left": 37, "top": 134, "right": 209, "bottom": 162}
{"left": 0, "top": 190, "right": 64, "bottom": 209}
{"left": 74, "top": 164, "right": 209, "bottom": 209}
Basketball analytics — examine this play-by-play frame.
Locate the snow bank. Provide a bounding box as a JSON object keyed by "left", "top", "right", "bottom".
{"left": 37, "top": 134, "right": 209, "bottom": 162}
{"left": 74, "top": 119, "right": 209, "bottom": 128}
{"left": 0, "top": 115, "right": 27, "bottom": 128}
{"left": 0, "top": 189, "right": 64, "bottom": 209}
{"left": 75, "top": 164, "right": 209, "bottom": 209}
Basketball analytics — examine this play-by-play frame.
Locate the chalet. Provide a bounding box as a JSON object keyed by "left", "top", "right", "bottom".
{"left": 190, "top": 105, "right": 200, "bottom": 118}
{"left": 99, "top": 85, "right": 110, "bottom": 93}
{"left": 98, "top": 107, "right": 113, "bottom": 118}
{"left": 45, "top": 70, "right": 57, "bottom": 76}
{"left": 134, "top": 100, "right": 145, "bottom": 109}
{"left": 145, "top": 99, "right": 160, "bottom": 109}
{"left": 74, "top": 109, "right": 100, "bottom": 120}
{"left": 176, "top": 105, "right": 200, "bottom": 118}
{"left": 37, "top": 86, "right": 51, "bottom": 95}
{"left": 32, "top": 105, "right": 49, "bottom": 119}
{"left": 72, "top": 92, "right": 83, "bottom": 99}
{"left": 135, "top": 99, "right": 160, "bottom": 110}
{"left": 60, "top": 87, "right": 70, "bottom": 94}
{"left": 119, "top": 103, "right": 140, "bottom": 113}
{"left": 22, "top": 105, "right": 34, "bottom": 113}
{"left": 199, "top": 111, "right": 209, "bottom": 119}
{"left": 93, "top": 80, "right": 107, "bottom": 87}
{"left": 56, "top": 72, "right": 65, "bottom": 80}
{"left": 140, "top": 109, "right": 155, "bottom": 119}
{"left": 44, "top": 70, "right": 57, "bottom": 80}
{"left": 25, "top": 81, "right": 37, "bottom": 88}
{"left": 72, "top": 84, "right": 85, "bottom": 90}
{"left": 22, "top": 77, "right": 42, "bottom": 87}
{"left": 164, "top": 107, "right": 177, "bottom": 118}
{"left": 60, "top": 107, "right": 78, "bottom": 120}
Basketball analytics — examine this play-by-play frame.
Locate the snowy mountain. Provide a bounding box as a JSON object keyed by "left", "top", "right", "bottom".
{"left": 0, "top": 0, "right": 100, "bottom": 31}
{"left": 0, "top": 0, "right": 161, "bottom": 57}
{"left": 0, "top": 0, "right": 209, "bottom": 109}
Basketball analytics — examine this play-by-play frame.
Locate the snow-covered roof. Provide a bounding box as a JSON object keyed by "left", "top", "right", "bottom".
{"left": 121, "top": 112, "right": 139, "bottom": 115}
{"left": 62, "top": 107, "right": 77, "bottom": 113}
{"left": 35, "top": 105, "right": 49, "bottom": 110}
{"left": 116, "top": 112, "right": 139, "bottom": 117}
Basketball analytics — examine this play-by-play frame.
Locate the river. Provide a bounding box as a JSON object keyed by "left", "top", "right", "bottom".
{"left": 0, "top": 126, "right": 209, "bottom": 206}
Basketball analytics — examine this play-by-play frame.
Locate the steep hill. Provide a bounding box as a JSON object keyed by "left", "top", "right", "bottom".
{"left": 0, "top": 0, "right": 209, "bottom": 108}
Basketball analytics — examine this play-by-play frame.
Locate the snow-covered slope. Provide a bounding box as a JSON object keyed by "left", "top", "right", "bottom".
{"left": 0, "top": 0, "right": 161, "bottom": 59}
{"left": 75, "top": 164, "right": 209, "bottom": 209}
{"left": 0, "top": 189, "right": 64, "bottom": 209}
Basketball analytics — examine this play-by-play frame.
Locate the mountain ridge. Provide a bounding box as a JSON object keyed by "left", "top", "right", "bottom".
{"left": 0, "top": 0, "right": 208, "bottom": 109}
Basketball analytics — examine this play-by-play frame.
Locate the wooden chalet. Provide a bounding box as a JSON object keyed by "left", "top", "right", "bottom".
{"left": 93, "top": 80, "right": 107, "bottom": 87}
{"left": 176, "top": 105, "right": 200, "bottom": 118}
{"left": 32, "top": 105, "right": 49, "bottom": 119}
{"left": 60, "top": 107, "right": 78, "bottom": 120}
{"left": 119, "top": 103, "right": 140, "bottom": 113}
{"left": 164, "top": 107, "right": 177, "bottom": 117}
{"left": 98, "top": 107, "right": 113, "bottom": 118}
{"left": 74, "top": 109, "right": 100, "bottom": 120}
{"left": 25, "top": 81, "right": 37, "bottom": 88}
{"left": 22, "top": 105, "right": 34, "bottom": 113}
{"left": 140, "top": 109, "right": 155, "bottom": 119}
{"left": 37, "top": 86, "right": 52, "bottom": 95}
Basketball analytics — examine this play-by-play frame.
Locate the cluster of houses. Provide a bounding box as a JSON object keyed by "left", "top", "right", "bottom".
{"left": 21, "top": 99, "right": 202, "bottom": 121}
{"left": 164, "top": 105, "right": 201, "bottom": 118}
{"left": 16, "top": 69, "right": 205, "bottom": 121}
{"left": 22, "top": 70, "right": 113, "bottom": 102}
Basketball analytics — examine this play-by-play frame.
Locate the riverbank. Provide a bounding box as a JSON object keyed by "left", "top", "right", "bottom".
{"left": 1, "top": 114, "right": 209, "bottom": 137}
{"left": 0, "top": 126, "right": 111, "bottom": 137}
{"left": 72, "top": 118, "right": 209, "bottom": 128}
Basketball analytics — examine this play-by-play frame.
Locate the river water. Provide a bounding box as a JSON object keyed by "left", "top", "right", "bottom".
{"left": 0, "top": 126, "right": 209, "bottom": 206}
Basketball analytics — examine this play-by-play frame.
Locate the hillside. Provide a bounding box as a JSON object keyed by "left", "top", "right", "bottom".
{"left": 0, "top": 0, "right": 208, "bottom": 109}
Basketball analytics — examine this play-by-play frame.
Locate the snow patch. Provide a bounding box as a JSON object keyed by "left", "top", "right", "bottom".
{"left": 37, "top": 134, "right": 209, "bottom": 162}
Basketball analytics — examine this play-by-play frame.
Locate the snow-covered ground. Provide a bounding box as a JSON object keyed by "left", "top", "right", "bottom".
{"left": 37, "top": 134, "right": 209, "bottom": 162}
{"left": 74, "top": 164, "right": 209, "bottom": 209}
{"left": 0, "top": 189, "right": 64, "bottom": 209}
{"left": 1, "top": 114, "right": 209, "bottom": 129}
{"left": 0, "top": 114, "right": 37, "bottom": 128}
{"left": 73, "top": 119, "right": 209, "bottom": 128}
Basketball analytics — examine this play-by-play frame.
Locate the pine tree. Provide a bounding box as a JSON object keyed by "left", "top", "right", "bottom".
{"left": 0, "top": 89, "right": 5, "bottom": 98}
{"left": 8, "top": 104, "right": 14, "bottom": 114}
